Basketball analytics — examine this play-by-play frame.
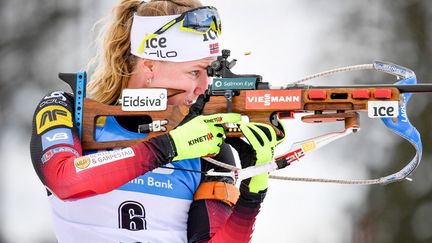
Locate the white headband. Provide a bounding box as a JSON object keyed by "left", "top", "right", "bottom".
{"left": 130, "top": 14, "right": 221, "bottom": 62}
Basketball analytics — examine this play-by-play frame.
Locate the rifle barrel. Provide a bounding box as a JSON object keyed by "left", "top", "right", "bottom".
{"left": 283, "top": 84, "right": 432, "bottom": 93}
{"left": 395, "top": 84, "right": 432, "bottom": 93}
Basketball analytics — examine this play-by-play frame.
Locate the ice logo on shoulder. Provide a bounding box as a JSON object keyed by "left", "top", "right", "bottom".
{"left": 121, "top": 89, "right": 167, "bottom": 111}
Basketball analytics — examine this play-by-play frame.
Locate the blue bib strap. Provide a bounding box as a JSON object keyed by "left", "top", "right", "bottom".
{"left": 380, "top": 76, "right": 422, "bottom": 184}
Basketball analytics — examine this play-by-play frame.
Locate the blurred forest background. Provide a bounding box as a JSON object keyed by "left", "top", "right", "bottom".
{"left": 0, "top": 0, "right": 431, "bottom": 242}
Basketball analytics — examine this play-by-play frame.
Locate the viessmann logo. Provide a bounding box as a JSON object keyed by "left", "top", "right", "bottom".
{"left": 245, "top": 90, "right": 302, "bottom": 110}
{"left": 188, "top": 133, "right": 213, "bottom": 146}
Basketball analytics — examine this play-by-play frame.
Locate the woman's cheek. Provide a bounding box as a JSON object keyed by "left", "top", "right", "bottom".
{"left": 168, "top": 93, "right": 186, "bottom": 106}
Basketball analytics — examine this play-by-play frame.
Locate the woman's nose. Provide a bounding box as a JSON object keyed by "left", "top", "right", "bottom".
{"left": 193, "top": 76, "right": 210, "bottom": 96}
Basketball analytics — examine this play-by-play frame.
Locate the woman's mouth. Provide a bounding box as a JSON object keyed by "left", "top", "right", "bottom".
{"left": 184, "top": 98, "right": 194, "bottom": 106}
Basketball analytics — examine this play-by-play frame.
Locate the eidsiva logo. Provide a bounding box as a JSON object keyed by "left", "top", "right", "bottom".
{"left": 121, "top": 89, "right": 167, "bottom": 111}
{"left": 245, "top": 90, "right": 303, "bottom": 110}
{"left": 36, "top": 105, "right": 72, "bottom": 134}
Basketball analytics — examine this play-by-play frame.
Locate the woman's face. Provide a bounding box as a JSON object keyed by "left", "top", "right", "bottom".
{"left": 128, "top": 58, "right": 214, "bottom": 106}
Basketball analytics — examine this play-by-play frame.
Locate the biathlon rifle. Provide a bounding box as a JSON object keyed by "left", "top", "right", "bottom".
{"left": 60, "top": 49, "right": 432, "bottom": 185}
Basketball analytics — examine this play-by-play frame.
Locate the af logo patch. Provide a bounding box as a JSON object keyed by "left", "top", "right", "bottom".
{"left": 36, "top": 105, "right": 72, "bottom": 134}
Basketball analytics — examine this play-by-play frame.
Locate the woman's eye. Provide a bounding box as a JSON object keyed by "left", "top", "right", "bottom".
{"left": 190, "top": 70, "right": 200, "bottom": 77}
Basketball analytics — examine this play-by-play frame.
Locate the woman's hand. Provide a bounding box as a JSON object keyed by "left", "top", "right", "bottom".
{"left": 226, "top": 122, "right": 284, "bottom": 196}
{"left": 169, "top": 113, "right": 241, "bottom": 161}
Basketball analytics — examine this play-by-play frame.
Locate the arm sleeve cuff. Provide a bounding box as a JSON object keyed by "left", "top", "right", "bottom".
{"left": 146, "top": 134, "right": 177, "bottom": 165}
{"left": 238, "top": 183, "right": 267, "bottom": 207}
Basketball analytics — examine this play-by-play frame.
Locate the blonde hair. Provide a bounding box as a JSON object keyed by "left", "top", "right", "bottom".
{"left": 87, "top": 0, "right": 202, "bottom": 104}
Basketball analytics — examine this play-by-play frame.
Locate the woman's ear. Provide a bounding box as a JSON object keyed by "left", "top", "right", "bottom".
{"left": 141, "top": 59, "right": 155, "bottom": 75}
{"left": 128, "top": 59, "right": 156, "bottom": 88}
{"left": 139, "top": 59, "right": 156, "bottom": 83}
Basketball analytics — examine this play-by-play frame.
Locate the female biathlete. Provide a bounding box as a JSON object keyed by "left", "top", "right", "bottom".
{"left": 30, "top": 0, "right": 284, "bottom": 242}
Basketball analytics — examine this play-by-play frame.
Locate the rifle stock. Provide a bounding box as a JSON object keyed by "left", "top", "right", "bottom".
{"left": 81, "top": 86, "right": 405, "bottom": 149}
{"left": 81, "top": 99, "right": 189, "bottom": 149}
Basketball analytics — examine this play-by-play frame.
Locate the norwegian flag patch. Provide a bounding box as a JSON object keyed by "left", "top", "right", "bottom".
{"left": 209, "top": 43, "right": 219, "bottom": 54}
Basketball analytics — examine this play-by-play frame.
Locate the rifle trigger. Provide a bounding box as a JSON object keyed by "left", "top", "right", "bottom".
{"left": 138, "top": 120, "right": 168, "bottom": 133}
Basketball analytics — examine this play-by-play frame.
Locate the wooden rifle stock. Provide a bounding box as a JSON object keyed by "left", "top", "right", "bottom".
{"left": 82, "top": 86, "right": 407, "bottom": 150}
{"left": 82, "top": 99, "right": 189, "bottom": 149}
